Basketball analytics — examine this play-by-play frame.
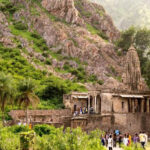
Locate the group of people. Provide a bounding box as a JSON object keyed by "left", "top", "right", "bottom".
{"left": 73, "top": 106, "right": 95, "bottom": 116}
{"left": 101, "top": 131, "right": 148, "bottom": 150}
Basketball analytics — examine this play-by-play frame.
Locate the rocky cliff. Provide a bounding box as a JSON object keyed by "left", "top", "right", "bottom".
{"left": 0, "top": 0, "right": 125, "bottom": 89}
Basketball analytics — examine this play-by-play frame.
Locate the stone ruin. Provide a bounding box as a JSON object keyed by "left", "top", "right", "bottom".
{"left": 122, "top": 45, "right": 148, "bottom": 91}
{"left": 9, "top": 46, "right": 150, "bottom": 134}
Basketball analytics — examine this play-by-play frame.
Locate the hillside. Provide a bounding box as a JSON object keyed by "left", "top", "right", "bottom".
{"left": 0, "top": 0, "right": 124, "bottom": 108}
{"left": 91, "top": 0, "right": 150, "bottom": 30}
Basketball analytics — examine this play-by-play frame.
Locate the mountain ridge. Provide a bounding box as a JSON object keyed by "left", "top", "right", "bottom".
{"left": 91, "top": 0, "right": 150, "bottom": 30}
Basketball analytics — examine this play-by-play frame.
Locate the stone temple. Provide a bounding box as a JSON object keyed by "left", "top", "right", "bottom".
{"left": 10, "top": 46, "right": 150, "bottom": 134}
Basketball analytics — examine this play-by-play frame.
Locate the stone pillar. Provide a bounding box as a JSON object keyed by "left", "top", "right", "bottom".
{"left": 129, "top": 99, "right": 132, "bottom": 112}
{"left": 147, "top": 99, "right": 149, "bottom": 113}
{"left": 132, "top": 99, "right": 135, "bottom": 113}
{"left": 135, "top": 99, "right": 138, "bottom": 112}
{"left": 88, "top": 96, "right": 90, "bottom": 114}
{"left": 94, "top": 96, "right": 97, "bottom": 113}
{"left": 141, "top": 99, "right": 144, "bottom": 113}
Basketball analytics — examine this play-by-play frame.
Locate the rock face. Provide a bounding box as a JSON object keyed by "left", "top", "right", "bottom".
{"left": 122, "top": 46, "right": 148, "bottom": 91}
{"left": 0, "top": 0, "right": 126, "bottom": 86}
{"left": 75, "top": 0, "right": 120, "bottom": 41}
{"left": 31, "top": 2, "right": 122, "bottom": 81}
{"left": 42, "top": 0, "right": 84, "bottom": 25}
{"left": 0, "top": 11, "right": 14, "bottom": 47}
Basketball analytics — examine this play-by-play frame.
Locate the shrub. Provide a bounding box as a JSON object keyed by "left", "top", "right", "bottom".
{"left": 0, "top": 1, "right": 18, "bottom": 14}
{"left": 13, "top": 21, "right": 28, "bottom": 30}
{"left": 30, "top": 33, "right": 41, "bottom": 39}
{"left": 45, "top": 59, "right": 52, "bottom": 65}
{"left": 20, "top": 130, "right": 35, "bottom": 150}
{"left": 33, "top": 124, "right": 56, "bottom": 136}
{"left": 34, "top": 127, "right": 106, "bottom": 150}
{"left": 97, "top": 80, "right": 104, "bottom": 85}
{"left": 9, "top": 125, "right": 30, "bottom": 133}
{"left": 88, "top": 75, "right": 98, "bottom": 82}
{"left": 0, "top": 128, "right": 20, "bottom": 150}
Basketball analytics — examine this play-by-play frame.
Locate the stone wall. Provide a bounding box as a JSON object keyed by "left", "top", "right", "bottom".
{"left": 101, "top": 93, "right": 113, "bottom": 113}
{"left": 9, "top": 109, "right": 72, "bottom": 128}
{"left": 71, "top": 113, "right": 150, "bottom": 135}
{"left": 71, "top": 114, "right": 113, "bottom": 132}
{"left": 113, "top": 97, "right": 128, "bottom": 113}
{"left": 113, "top": 113, "right": 150, "bottom": 135}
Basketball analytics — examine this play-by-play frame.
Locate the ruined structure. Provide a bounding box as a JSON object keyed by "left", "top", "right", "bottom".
{"left": 63, "top": 45, "right": 150, "bottom": 134}
{"left": 10, "top": 46, "right": 150, "bottom": 134}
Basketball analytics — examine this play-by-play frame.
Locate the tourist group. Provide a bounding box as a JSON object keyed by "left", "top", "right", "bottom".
{"left": 101, "top": 131, "right": 148, "bottom": 150}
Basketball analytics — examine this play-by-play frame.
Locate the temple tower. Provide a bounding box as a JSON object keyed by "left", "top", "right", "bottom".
{"left": 123, "top": 45, "right": 142, "bottom": 91}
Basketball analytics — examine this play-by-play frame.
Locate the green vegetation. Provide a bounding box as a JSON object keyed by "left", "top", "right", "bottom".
{"left": 0, "top": 124, "right": 146, "bottom": 150}
{"left": 17, "top": 78, "right": 40, "bottom": 124}
{"left": 0, "top": 125, "right": 106, "bottom": 150}
{"left": 86, "top": 24, "right": 108, "bottom": 40}
{"left": 0, "top": 72, "right": 15, "bottom": 124}
{"left": 122, "top": 143, "right": 143, "bottom": 150}
{"left": 116, "top": 27, "right": 150, "bottom": 87}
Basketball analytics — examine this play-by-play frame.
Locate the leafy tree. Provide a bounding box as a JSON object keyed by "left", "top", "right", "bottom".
{"left": 116, "top": 26, "right": 135, "bottom": 52}
{"left": 17, "top": 78, "right": 40, "bottom": 124}
{"left": 116, "top": 27, "right": 150, "bottom": 87}
{"left": 0, "top": 72, "right": 15, "bottom": 125}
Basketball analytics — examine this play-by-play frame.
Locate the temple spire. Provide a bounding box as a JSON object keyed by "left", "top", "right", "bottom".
{"left": 123, "top": 45, "right": 141, "bottom": 91}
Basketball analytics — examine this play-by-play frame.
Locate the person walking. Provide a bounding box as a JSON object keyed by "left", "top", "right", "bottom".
{"left": 139, "top": 131, "right": 146, "bottom": 149}
{"left": 108, "top": 135, "right": 113, "bottom": 150}
{"left": 123, "top": 134, "right": 128, "bottom": 146}
{"left": 113, "top": 132, "right": 117, "bottom": 147}
{"left": 105, "top": 132, "right": 109, "bottom": 147}
{"left": 128, "top": 134, "right": 132, "bottom": 146}
{"left": 101, "top": 135, "right": 105, "bottom": 146}
{"left": 133, "top": 133, "right": 139, "bottom": 147}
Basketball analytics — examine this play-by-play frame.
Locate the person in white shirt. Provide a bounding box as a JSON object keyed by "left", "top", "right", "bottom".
{"left": 123, "top": 134, "right": 128, "bottom": 146}
{"left": 108, "top": 135, "right": 113, "bottom": 150}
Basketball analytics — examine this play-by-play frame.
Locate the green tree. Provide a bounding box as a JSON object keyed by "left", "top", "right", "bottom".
{"left": 0, "top": 72, "right": 14, "bottom": 125}
{"left": 117, "top": 27, "right": 150, "bottom": 87}
{"left": 116, "top": 26, "right": 135, "bottom": 52}
{"left": 17, "top": 78, "right": 40, "bottom": 124}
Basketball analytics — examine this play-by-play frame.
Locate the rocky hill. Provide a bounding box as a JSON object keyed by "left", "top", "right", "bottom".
{"left": 0, "top": 0, "right": 123, "bottom": 91}
{"left": 91, "top": 0, "right": 150, "bottom": 30}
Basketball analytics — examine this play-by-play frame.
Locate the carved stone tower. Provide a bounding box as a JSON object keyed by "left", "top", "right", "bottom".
{"left": 123, "top": 45, "right": 142, "bottom": 91}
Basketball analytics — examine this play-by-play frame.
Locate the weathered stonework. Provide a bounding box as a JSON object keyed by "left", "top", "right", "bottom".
{"left": 122, "top": 45, "right": 148, "bottom": 91}
{"left": 9, "top": 46, "right": 150, "bottom": 134}
{"left": 41, "top": 0, "right": 84, "bottom": 25}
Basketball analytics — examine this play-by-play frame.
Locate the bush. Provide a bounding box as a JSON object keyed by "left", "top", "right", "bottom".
{"left": 30, "top": 33, "right": 41, "bottom": 39}
{"left": 88, "top": 75, "right": 98, "bottom": 82}
{"left": 9, "top": 125, "right": 30, "bottom": 133}
{"left": 13, "top": 21, "right": 28, "bottom": 30}
{"left": 0, "top": 127, "right": 20, "bottom": 150}
{"left": 20, "top": 130, "right": 35, "bottom": 150}
{"left": 0, "top": 1, "right": 18, "bottom": 14}
{"left": 33, "top": 124, "right": 56, "bottom": 136}
{"left": 97, "top": 80, "right": 104, "bottom": 85}
{"left": 45, "top": 59, "right": 52, "bottom": 65}
{"left": 34, "top": 127, "right": 106, "bottom": 150}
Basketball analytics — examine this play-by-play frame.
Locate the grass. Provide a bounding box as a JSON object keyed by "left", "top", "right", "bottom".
{"left": 86, "top": 23, "right": 108, "bottom": 40}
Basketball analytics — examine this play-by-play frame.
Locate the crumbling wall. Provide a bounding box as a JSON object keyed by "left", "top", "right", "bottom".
{"left": 9, "top": 109, "right": 72, "bottom": 127}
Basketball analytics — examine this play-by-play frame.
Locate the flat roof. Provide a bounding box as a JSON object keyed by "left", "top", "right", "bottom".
{"left": 120, "top": 94, "right": 144, "bottom": 98}
{"left": 72, "top": 95, "right": 88, "bottom": 99}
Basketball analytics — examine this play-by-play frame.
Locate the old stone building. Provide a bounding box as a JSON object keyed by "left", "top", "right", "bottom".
{"left": 63, "top": 45, "right": 150, "bottom": 134}
{"left": 10, "top": 46, "right": 150, "bottom": 134}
